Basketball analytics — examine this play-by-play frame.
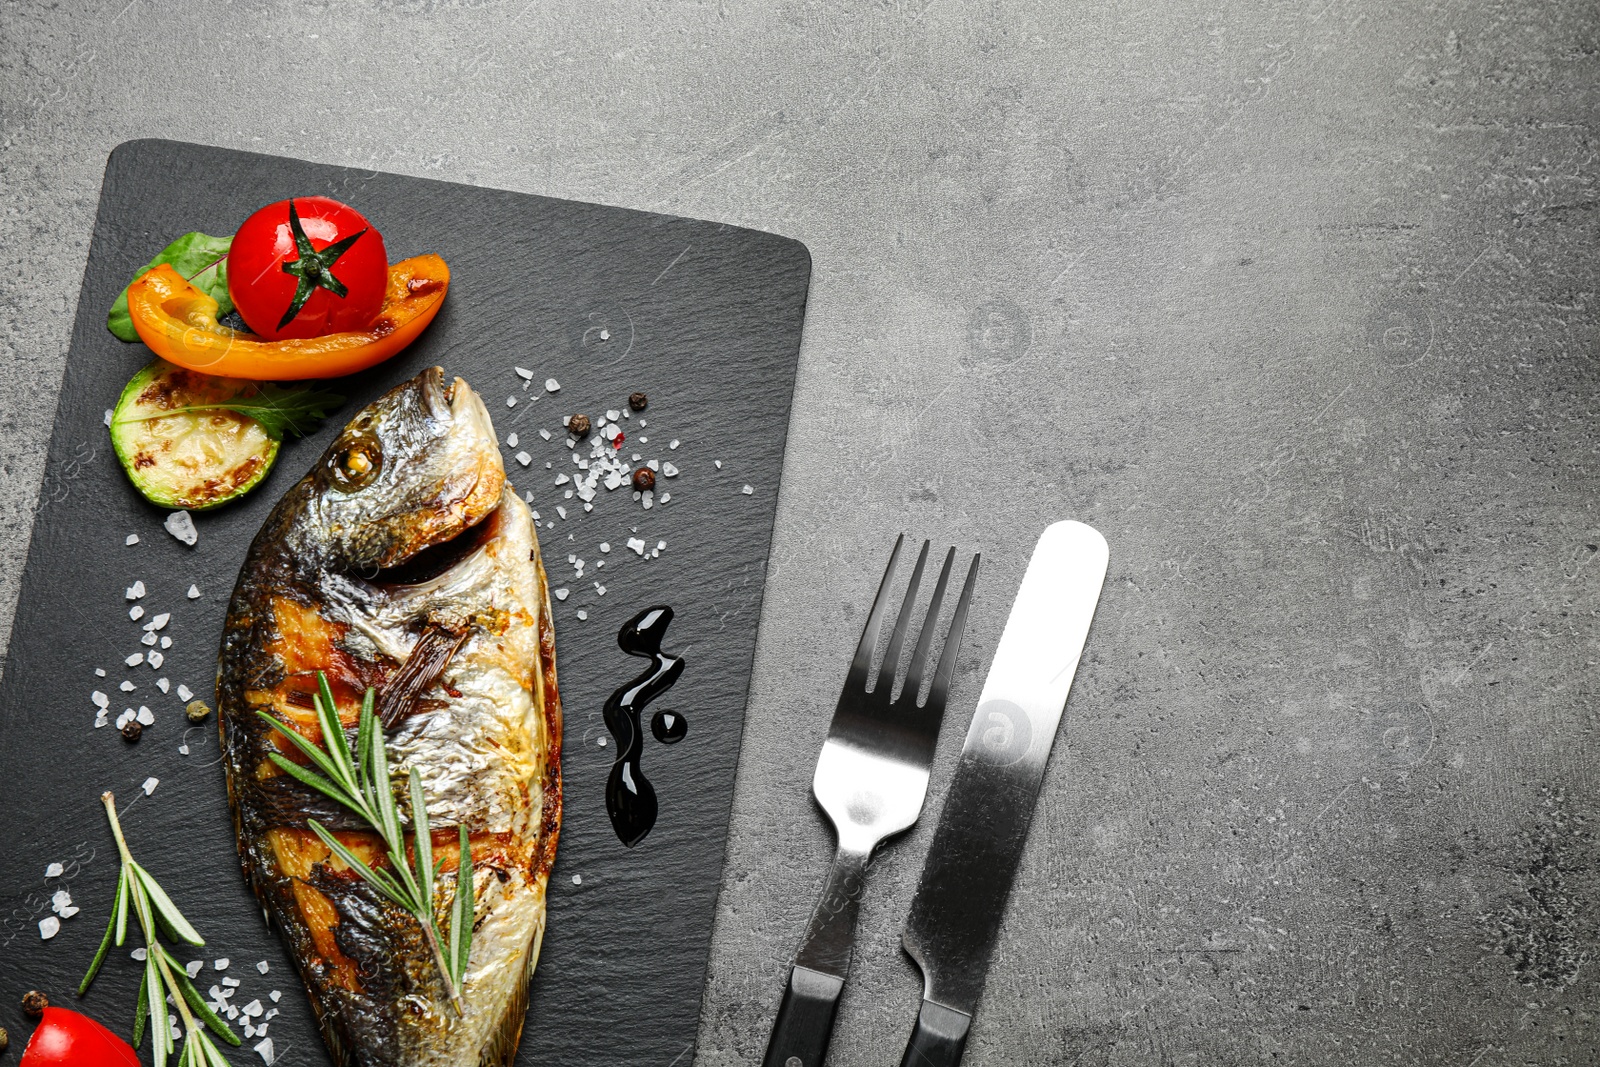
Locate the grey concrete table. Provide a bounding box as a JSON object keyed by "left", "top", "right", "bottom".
{"left": 3, "top": 2, "right": 1597, "bottom": 1064}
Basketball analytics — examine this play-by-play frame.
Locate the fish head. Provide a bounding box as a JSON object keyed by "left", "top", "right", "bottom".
{"left": 309, "top": 367, "right": 505, "bottom": 571}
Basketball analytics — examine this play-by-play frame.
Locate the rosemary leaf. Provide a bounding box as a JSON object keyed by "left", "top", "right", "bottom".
{"left": 144, "top": 953, "right": 169, "bottom": 1065}
{"left": 452, "top": 823, "right": 474, "bottom": 979}
{"left": 258, "top": 712, "right": 352, "bottom": 795}
{"left": 132, "top": 863, "right": 204, "bottom": 946}
{"left": 114, "top": 862, "right": 131, "bottom": 944}
{"left": 132, "top": 963, "right": 149, "bottom": 1047}
{"left": 265, "top": 750, "right": 356, "bottom": 810}
{"left": 308, "top": 821, "right": 409, "bottom": 908}
{"left": 411, "top": 769, "right": 435, "bottom": 904}
{"left": 79, "top": 866, "right": 125, "bottom": 994}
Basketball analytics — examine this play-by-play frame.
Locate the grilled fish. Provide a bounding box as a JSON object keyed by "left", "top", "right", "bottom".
{"left": 217, "top": 367, "right": 561, "bottom": 1066}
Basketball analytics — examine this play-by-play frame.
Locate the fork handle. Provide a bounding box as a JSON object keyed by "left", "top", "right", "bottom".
{"left": 762, "top": 964, "right": 844, "bottom": 1067}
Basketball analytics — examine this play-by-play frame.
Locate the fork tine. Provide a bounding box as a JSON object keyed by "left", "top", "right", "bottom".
{"left": 900, "top": 546, "right": 956, "bottom": 705}
{"left": 925, "top": 553, "right": 980, "bottom": 712}
{"left": 877, "top": 540, "right": 931, "bottom": 693}
{"left": 845, "top": 534, "right": 905, "bottom": 692}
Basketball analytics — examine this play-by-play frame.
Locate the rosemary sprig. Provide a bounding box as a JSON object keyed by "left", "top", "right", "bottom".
{"left": 81, "top": 792, "right": 241, "bottom": 1067}
{"left": 257, "top": 672, "right": 474, "bottom": 1013}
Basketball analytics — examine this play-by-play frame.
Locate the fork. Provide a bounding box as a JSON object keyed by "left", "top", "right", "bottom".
{"left": 762, "top": 536, "right": 980, "bottom": 1067}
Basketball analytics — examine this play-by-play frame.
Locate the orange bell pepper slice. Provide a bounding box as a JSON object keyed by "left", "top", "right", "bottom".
{"left": 127, "top": 255, "right": 450, "bottom": 380}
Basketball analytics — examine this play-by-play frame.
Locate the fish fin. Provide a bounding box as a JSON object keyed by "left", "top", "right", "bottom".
{"left": 477, "top": 932, "right": 541, "bottom": 1067}
{"left": 375, "top": 623, "right": 468, "bottom": 728}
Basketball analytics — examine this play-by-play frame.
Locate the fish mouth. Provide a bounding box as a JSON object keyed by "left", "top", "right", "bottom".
{"left": 373, "top": 495, "right": 505, "bottom": 586}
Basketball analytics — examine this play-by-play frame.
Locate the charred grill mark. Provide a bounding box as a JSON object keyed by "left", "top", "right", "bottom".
{"left": 376, "top": 623, "right": 470, "bottom": 729}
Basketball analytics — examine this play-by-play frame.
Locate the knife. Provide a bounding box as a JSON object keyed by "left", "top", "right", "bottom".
{"left": 897, "top": 520, "right": 1108, "bottom": 1066}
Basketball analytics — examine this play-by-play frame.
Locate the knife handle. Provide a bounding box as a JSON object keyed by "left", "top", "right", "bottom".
{"left": 898, "top": 999, "right": 971, "bottom": 1067}
{"left": 762, "top": 965, "right": 844, "bottom": 1067}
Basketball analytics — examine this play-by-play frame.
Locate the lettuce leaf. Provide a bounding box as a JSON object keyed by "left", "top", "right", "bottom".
{"left": 108, "top": 232, "right": 233, "bottom": 342}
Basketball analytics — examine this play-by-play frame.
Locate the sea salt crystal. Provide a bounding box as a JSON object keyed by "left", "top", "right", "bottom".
{"left": 545, "top": 378, "right": 561, "bottom": 392}
{"left": 657, "top": 541, "right": 667, "bottom": 551}
{"left": 104, "top": 409, "right": 114, "bottom": 427}
{"left": 506, "top": 433, "right": 519, "bottom": 447}
{"left": 124, "top": 652, "right": 143, "bottom": 667}
{"left": 95, "top": 668, "right": 105, "bottom": 677}
{"left": 516, "top": 452, "right": 532, "bottom": 467}
{"left": 120, "top": 680, "right": 136, "bottom": 692}
{"left": 141, "top": 776, "right": 159, "bottom": 796}
{"left": 157, "top": 678, "right": 170, "bottom": 693}
{"left": 179, "top": 744, "right": 189, "bottom": 755}
{"left": 137, "top": 706, "right": 155, "bottom": 725}
{"left": 141, "top": 632, "right": 158, "bottom": 646}
{"left": 187, "top": 585, "right": 201, "bottom": 598}
{"left": 243, "top": 999, "right": 264, "bottom": 1018}
{"left": 539, "top": 429, "right": 551, "bottom": 441}
{"left": 216, "top": 958, "right": 232, "bottom": 971}
{"left": 187, "top": 960, "right": 203, "bottom": 977}
{"left": 132, "top": 948, "right": 148, "bottom": 960}
{"left": 126, "top": 581, "right": 146, "bottom": 599}
{"left": 639, "top": 436, "right": 648, "bottom": 444}
{"left": 225, "top": 1004, "right": 240, "bottom": 1020}
{"left": 164, "top": 510, "right": 198, "bottom": 546}
{"left": 556, "top": 506, "right": 567, "bottom": 519}
{"left": 95, "top": 709, "right": 109, "bottom": 728}
{"left": 669, "top": 439, "right": 680, "bottom": 449}
{"left": 595, "top": 584, "right": 607, "bottom": 596}
{"left": 126, "top": 534, "right": 140, "bottom": 546}
{"left": 642, "top": 492, "right": 654, "bottom": 510}
{"left": 599, "top": 542, "right": 611, "bottom": 553}
{"left": 160, "top": 636, "right": 171, "bottom": 649}
{"left": 39, "top": 916, "right": 60, "bottom": 939}
{"left": 245, "top": 1023, "right": 257, "bottom": 1039}
{"left": 662, "top": 462, "right": 679, "bottom": 478}
{"left": 638, "top": 419, "right": 647, "bottom": 427}
{"left": 145, "top": 613, "right": 170, "bottom": 631}
{"left": 269, "top": 991, "right": 281, "bottom": 1003}
{"left": 742, "top": 485, "right": 754, "bottom": 495}
{"left": 254, "top": 1037, "right": 275, "bottom": 1064}
{"left": 658, "top": 492, "right": 671, "bottom": 503}
{"left": 647, "top": 459, "right": 660, "bottom": 472}
{"left": 257, "top": 961, "right": 269, "bottom": 974}
{"left": 130, "top": 605, "right": 146, "bottom": 621}
{"left": 554, "top": 474, "right": 570, "bottom": 486}
{"left": 45, "top": 862, "right": 63, "bottom": 878}
{"left": 515, "top": 366, "right": 534, "bottom": 379}
{"left": 714, "top": 460, "right": 723, "bottom": 469}
{"left": 117, "top": 710, "right": 134, "bottom": 729}
{"left": 506, "top": 397, "right": 517, "bottom": 408}
{"left": 627, "top": 538, "right": 647, "bottom": 556}
{"left": 178, "top": 685, "right": 193, "bottom": 701}
{"left": 531, "top": 511, "right": 541, "bottom": 520}
{"left": 92, "top": 691, "right": 109, "bottom": 709}
{"left": 148, "top": 651, "right": 164, "bottom": 669}
{"left": 554, "top": 589, "right": 569, "bottom": 601}
{"left": 576, "top": 610, "right": 588, "bottom": 621}
{"left": 52, "top": 890, "right": 72, "bottom": 913}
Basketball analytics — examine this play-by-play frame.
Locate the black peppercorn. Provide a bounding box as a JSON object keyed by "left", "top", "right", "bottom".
{"left": 568, "top": 414, "right": 592, "bottom": 439}
{"left": 121, "top": 719, "right": 143, "bottom": 742}
{"left": 21, "top": 990, "right": 47, "bottom": 1018}
{"left": 628, "top": 391, "right": 648, "bottom": 411}
{"left": 632, "top": 468, "right": 656, "bottom": 493}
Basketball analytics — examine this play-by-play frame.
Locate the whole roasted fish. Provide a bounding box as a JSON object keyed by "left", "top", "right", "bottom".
{"left": 217, "top": 367, "right": 561, "bottom": 1066}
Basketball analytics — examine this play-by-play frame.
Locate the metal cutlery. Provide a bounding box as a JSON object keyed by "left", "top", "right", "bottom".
{"left": 761, "top": 535, "right": 980, "bottom": 1067}
{"left": 896, "top": 520, "right": 1108, "bottom": 1066}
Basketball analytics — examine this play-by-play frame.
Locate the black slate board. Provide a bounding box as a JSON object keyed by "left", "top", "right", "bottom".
{"left": 0, "top": 140, "right": 809, "bottom": 1065}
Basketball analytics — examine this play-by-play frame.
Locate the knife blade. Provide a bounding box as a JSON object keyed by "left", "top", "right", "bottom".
{"left": 897, "top": 520, "right": 1108, "bottom": 1066}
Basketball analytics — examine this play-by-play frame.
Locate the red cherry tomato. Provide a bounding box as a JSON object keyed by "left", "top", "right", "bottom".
{"left": 227, "top": 196, "right": 389, "bottom": 341}
{"left": 20, "top": 1007, "right": 140, "bottom": 1067}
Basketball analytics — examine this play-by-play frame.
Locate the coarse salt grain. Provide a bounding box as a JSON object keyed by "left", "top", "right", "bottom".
{"left": 126, "top": 581, "right": 146, "bottom": 599}
{"left": 599, "top": 542, "right": 611, "bottom": 553}
{"left": 556, "top": 506, "right": 567, "bottom": 519}
{"left": 141, "top": 632, "right": 158, "bottom": 646}
{"left": 576, "top": 610, "right": 588, "bottom": 621}
{"left": 188, "top": 584, "right": 201, "bottom": 598}
{"left": 146, "top": 613, "right": 169, "bottom": 630}
{"left": 187, "top": 960, "right": 203, "bottom": 977}
{"left": 157, "top": 678, "right": 170, "bottom": 693}
{"left": 160, "top": 636, "right": 171, "bottom": 649}
{"left": 179, "top": 744, "right": 189, "bottom": 755}
{"left": 164, "top": 510, "right": 198, "bottom": 546}
{"left": 120, "top": 680, "right": 136, "bottom": 692}
{"left": 554, "top": 589, "right": 569, "bottom": 601}
{"left": 126, "top": 653, "right": 145, "bottom": 667}
{"left": 742, "top": 485, "right": 754, "bottom": 495}
{"left": 515, "top": 366, "right": 534, "bottom": 379}
{"left": 595, "top": 584, "right": 607, "bottom": 596}
{"left": 545, "top": 378, "right": 561, "bottom": 392}
{"left": 126, "top": 534, "right": 140, "bottom": 545}
{"left": 177, "top": 685, "right": 193, "bottom": 701}
{"left": 257, "top": 961, "right": 269, "bottom": 974}
{"left": 539, "top": 429, "right": 551, "bottom": 440}
{"left": 39, "top": 916, "right": 60, "bottom": 939}
{"left": 92, "top": 691, "right": 109, "bottom": 708}
{"left": 132, "top": 948, "right": 148, "bottom": 960}
{"left": 104, "top": 409, "right": 114, "bottom": 427}
{"left": 627, "top": 538, "right": 647, "bottom": 556}
{"left": 215, "top": 959, "right": 231, "bottom": 970}
{"left": 142, "top": 777, "right": 159, "bottom": 796}
{"left": 506, "top": 433, "right": 519, "bottom": 447}
{"left": 52, "top": 890, "right": 72, "bottom": 913}
{"left": 269, "top": 991, "right": 281, "bottom": 1002}
{"left": 130, "top": 605, "right": 146, "bottom": 621}
{"left": 254, "top": 1037, "right": 275, "bottom": 1064}
{"left": 137, "top": 706, "right": 154, "bottom": 725}
{"left": 659, "top": 492, "right": 671, "bottom": 503}
{"left": 516, "top": 452, "right": 532, "bottom": 467}
{"left": 506, "top": 397, "right": 517, "bottom": 408}
{"left": 715, "top": 460, "right": 723, "bottom": 469}
{"left": 243, "top": 999, "right": 263, "bottom": 1017}
{"left": 148, "top": 651, "right": 164, "bottom": 669}
{"left": 95, "top": 668, "right": 105, "bottom": 676}
{"left": 45, "top": 862, "right": 63, "bottom": 878}
{"left": 670, "top": 439, "right": 680, "bottom": 449}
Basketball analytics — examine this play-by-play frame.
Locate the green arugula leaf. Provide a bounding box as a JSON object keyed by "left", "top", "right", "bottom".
{"left": 116, "top": 382, "right": 345, "bottom": 442}
{"left": 108, "top": 232, "right": 233, "bottom": 342}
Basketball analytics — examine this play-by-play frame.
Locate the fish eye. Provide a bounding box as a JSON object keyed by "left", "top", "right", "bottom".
{"left": 329, "top": 436, "right": 382, "bottom": 491}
